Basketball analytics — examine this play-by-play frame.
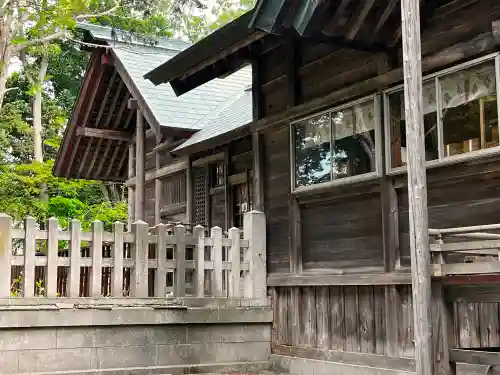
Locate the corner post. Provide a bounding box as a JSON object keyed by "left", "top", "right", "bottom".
{"left": 0, "top": 214, "right": 12, "bottom": 298}
{"left": 400, "top": 1, "right": 432, "bottom": 374}
{"left": 243, "top": 210, "right": 266, "bottom": 299}
{"left": 128, "top": 142, "right": 135, "bottom": 229}
{"left": 130, "top": 99, "right": 145, "bottom": 222}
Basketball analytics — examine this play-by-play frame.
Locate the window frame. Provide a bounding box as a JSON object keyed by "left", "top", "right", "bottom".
{"left": 384, "top": 52, "right": 500, "bottom": 175}
{"left": 290, "top": 94, "right": 383, "bottom": 194}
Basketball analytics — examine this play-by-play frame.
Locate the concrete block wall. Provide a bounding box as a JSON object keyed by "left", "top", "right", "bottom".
{"left": 0, "top": 306, "right": 272, "bottom": 374}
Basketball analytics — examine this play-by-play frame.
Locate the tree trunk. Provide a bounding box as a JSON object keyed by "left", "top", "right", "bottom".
{"left": 0, "top": 7, "right": 14, "bottom": 112}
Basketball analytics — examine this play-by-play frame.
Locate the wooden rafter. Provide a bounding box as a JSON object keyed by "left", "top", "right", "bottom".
{"left": 77, "top": 68, "right": 117, "bottom": 178}
{"left": 104, "top": 108, "right": 134, "bottom": 180}
{"left": 345, "top": 0, "right": 376, "bottom": 40}
{"left": 312, "top": 33, "right": 393, "bottom": 53}
{"left": 65, "top": 59, "right": 105, "bottom": 179}
{"left": 85, "top": 77, "right": 124, "bottom": 179}
{"left": 93, "top": 83, "right": 128, "bottom": 179}
{"left": 371, "top": 0, "right": 398, "bottom": 40}
{"left": 323, "top": 0, "right": 354, "bottom": 35}
{"left": 76, "top": 127, "right": 132, "bottom": 142}
{"left": 292, "top": 0, "right": 331, "bottom": 37}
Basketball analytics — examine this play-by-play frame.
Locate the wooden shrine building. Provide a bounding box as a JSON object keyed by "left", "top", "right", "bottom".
{"left": 53, "top": 23, "right": 255, "bottom": 230}
{"left": 144, "top": 1, "right": 500, "bottom": 374}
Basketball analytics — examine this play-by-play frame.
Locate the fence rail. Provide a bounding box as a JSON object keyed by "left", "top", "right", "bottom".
{"left": 0, "top": 211, "right": 266, "bottom": 300}
{"left": 430, "top": 224, "right": 500, "bottom": 276}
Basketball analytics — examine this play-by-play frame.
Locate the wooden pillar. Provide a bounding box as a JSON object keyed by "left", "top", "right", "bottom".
{"left": 252, "top": 132, "right": 264, "bottom": 211}
{"left": 128, "top": 143, "right": 135, "bottom": 229}
{"left": 400, "top": 1, "right": 432, "bottom": 374}
{"left": 135, "top": 108, "right": 145, "bottom": 222}
{"left": 154, "top": 137, "right": 161, "bottom": 225}
{"left": 186, "top": 157, "right": 193, "bottom": 225}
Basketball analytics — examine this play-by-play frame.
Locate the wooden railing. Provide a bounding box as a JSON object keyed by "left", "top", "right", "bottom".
{"left": 0, "top": 211, "right": 266, "bottom": 300}
{"left": 430, "top": 224, "right": 500, "bottom": 277}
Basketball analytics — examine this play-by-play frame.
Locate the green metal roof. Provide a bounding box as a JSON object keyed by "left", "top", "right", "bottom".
{"left": 80, "top": 23, "right": 252, "bottom": 131}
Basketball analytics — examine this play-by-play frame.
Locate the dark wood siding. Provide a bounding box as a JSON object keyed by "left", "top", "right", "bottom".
{"left": 301, "top": 193, "right": 384, "bottom": 270}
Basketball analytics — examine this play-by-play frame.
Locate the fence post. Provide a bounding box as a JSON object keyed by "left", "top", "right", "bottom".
{"left": 112, "top": 222, "right": 124, "bottom": 297}
{"left": 155, "top": 223, "right": 167, "bottom": 298}
{"left": 91, "top": 221, "right": 103, "bottom": 297}
{"left": 24, "top": 216, "right": 37, "bottom": 298}
{"left": 131, "top": 220, "right": 149, "bottom": 297}
{"left": 68, "top": 219, "right": 81, "bottom": 297}
{"left": 174, "top": 224, "right": 186, "bottom": 297}
{"left": 0, "top": 214, "right": 12, "bottom": 298}
{"left": 228, "top": 227, "right": 241, "bottom": 298}
{"left": 193, "top": 225, "right": 205, "bottom": 297}
{"left": 210, "top": 226, "right": 223, "bottom": 297}
{"left": 46, "top": 217, "right": 59, "bottom": 297}
{"left": 243, "top": 211, "right": 266, "bottom": 299}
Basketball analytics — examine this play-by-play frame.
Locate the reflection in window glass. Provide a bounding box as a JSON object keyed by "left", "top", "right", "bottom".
{"left": 440, "top": 62, "right": 498, "bottom": 156}
{"left": 388, "top": 81, "right": 439, "bottom": 168}
{"left": 332, "top": 101, "right": 376, "bottom": 179}
{"left": 294, "top": 113, "right": 331, "bottom": 188}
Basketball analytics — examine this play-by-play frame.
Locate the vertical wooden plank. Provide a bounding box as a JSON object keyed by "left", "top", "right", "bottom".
{"left": 291, "top": 287, "right": 301, "bottom": 347}
{"left": 400, "top": 285, "right": 415, "bottom": 358}
{"left": 457, "top": 302, "right": 470, "bottom": 348}
{"left": 468, "top": 303, "right": 481, "bottom": 348}
{"left": 243, "top": 211, "right": 266, "bottom": 298}
{"left": 0, "top": 214, "right": 13, "bottom": 298}
{"left": 251, "top": 58, "right": 263, "bottom": 120}
{"left": 330, "top": 286, "right": 346, "bottom": 351}
{"left": 400, "top": 0, "right": 432, "bottom": 373}
{"left": 278, "top": 288, "right": 289, "bottom": 345}
{"left": 479, "top": 302, "right": 499, "bottom": 347}
{"left": 385, "top": 285, "right": 400, "bottom": 356}
{"left": 316, "top": 286, "right": 330, "bottom": 350}
{"left": 24, "top": 216, "right": 37, "bottom": 298}
{"left": 303, "top": 287, "right": 317, "bottom": 347}
{"left": 91, "top": 221, "right": 103, "bottom": 297}
{"left": 223, "top": 149, "right": 231, "bottom": 230}
{"left": 135, "top": 110, "right": 145, "bottom": 221}
{"left": 374, "top": 286, "right": 386, "bottom": 355}
{"left": 359, "top": 286, "right": 375, "bottom": 354}
{"left": 174, "top": 224, "right": 186, "bottom": 297}
{"left": 432, "top": 282, "right": 453, "bottom": 375}
{"left": 193, "top": 225, "right": 205, "bottom": 297}
{"left": 112, "top": 222, "right": 124, "bottom": 297}
{"left": 344, "top": 286, "right": 360, "bottom": 353}
{"left": 211, "top": 226, "right": 223, "bottom": 297}
{"left": 154, "top": 224, "right": 167, "bottom": 298}
{"left": 46, "top": 217, "right": 59, "bottom": 298}
{"left": 271, "top": 287, "right": 279, "bottom": 348}
{"left": 228, "top": 227, "right": 240, "bottom": 298}
{"left": 382, "top": 180, "right": 400, "bottom": 271}
{"left": 68, "top": 219, "right": 81, "bottom": 298}
{"left": 131, "top": 220, "right": 149, "bottom": 297}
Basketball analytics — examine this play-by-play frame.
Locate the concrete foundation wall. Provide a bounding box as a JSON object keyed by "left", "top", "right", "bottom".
{"left": 271, "top": 354, "right": 416, "bottom": 375}
{"left": 0, "top": 306, "right": 272, "bottom": 374}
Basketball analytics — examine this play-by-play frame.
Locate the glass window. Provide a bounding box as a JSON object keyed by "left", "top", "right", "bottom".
{"left": 440, "top": 62, "right": 498, "bottom": 156}
{"left": 294, "top": 113, "right": 331, "bottom": 188}
{"left": 293, "top": 98, "right": 378, "bottom": 189}
{"left": 388, "top": 81, "right": 439, "bottom": 168}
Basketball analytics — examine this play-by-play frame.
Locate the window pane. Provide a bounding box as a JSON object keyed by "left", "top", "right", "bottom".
{"left": 440, "top": 62, "right": 498, "bottom": 156}
{"left": 388, "top": 81, "right": 439, "bottom": 168}
{"left": 294, "top": 113, "right": 331, "bottom": 188}
{"left": 331, "top": 100, "right": 377, "bottom": 179}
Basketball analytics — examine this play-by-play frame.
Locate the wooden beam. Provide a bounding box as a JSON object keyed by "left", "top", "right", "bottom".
{"left": 323, "top": 0, "right": 354, "bottom": 35}
{"left": 267, "top": 272, "right": 412, "bottom": 287}
{"left": 372, "top": 0, "right": 398, "bottom": 39}
{"left": 128, "top": 143, "right": 135, "bottom": 227}
{"left": 154, "top": 137, "right": 161, "bottom": 225}
{"left": 135, "top": 110, "right": 145, "bottom": 221}
{"left": 76, "top": 127, "right": 132, "bottom": 142}
{"left": 312, "top": 33, "right": 393, "bottom": 53}
{"left": 104, "top": 109, "right": 134, "bottom": 180}
{"left": 191, "top": 152, "right": 225, "bottom": 167}
{"left": 126, "top": 158, "right": 189, "bottom": 186}
{"left": 286, "top": 38, "right": 299, "bottom": 107}
{"left": 251, "top": 58, "right": 263, "bottom": 120}
{"left": 345, "top": 0, "right": 376, "bottom": 40}
{"left": 400, "top": 1, "right": 432, "bottom": 374}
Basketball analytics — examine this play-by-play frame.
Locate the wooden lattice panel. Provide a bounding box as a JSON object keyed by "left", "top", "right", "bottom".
{"left": 193, "top": 167, "right": 207, "bottom": 226}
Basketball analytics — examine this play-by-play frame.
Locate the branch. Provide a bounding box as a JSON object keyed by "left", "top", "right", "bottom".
{"left": 74, "top": 1, "right": 121, "bottom": 21}
{"left": 19, "top": 49, "right": 35, "bottom": 85}
{"left": 14, "top": 30, "right": 68, "bottom": 52}
{"left": 66, "top": 38, "right": 111, "bottom": 50}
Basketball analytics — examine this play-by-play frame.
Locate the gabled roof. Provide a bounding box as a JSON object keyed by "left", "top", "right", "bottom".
{"left": 81, "top": 23, "right": 251, "bottom": 131}
{"left": 172, "top": 87, "right": 252, "bottom": 155}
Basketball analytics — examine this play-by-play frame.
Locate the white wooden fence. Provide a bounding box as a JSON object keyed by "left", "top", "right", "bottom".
{"left": 0, "top": 211, "right": 266, "bottom": 300}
